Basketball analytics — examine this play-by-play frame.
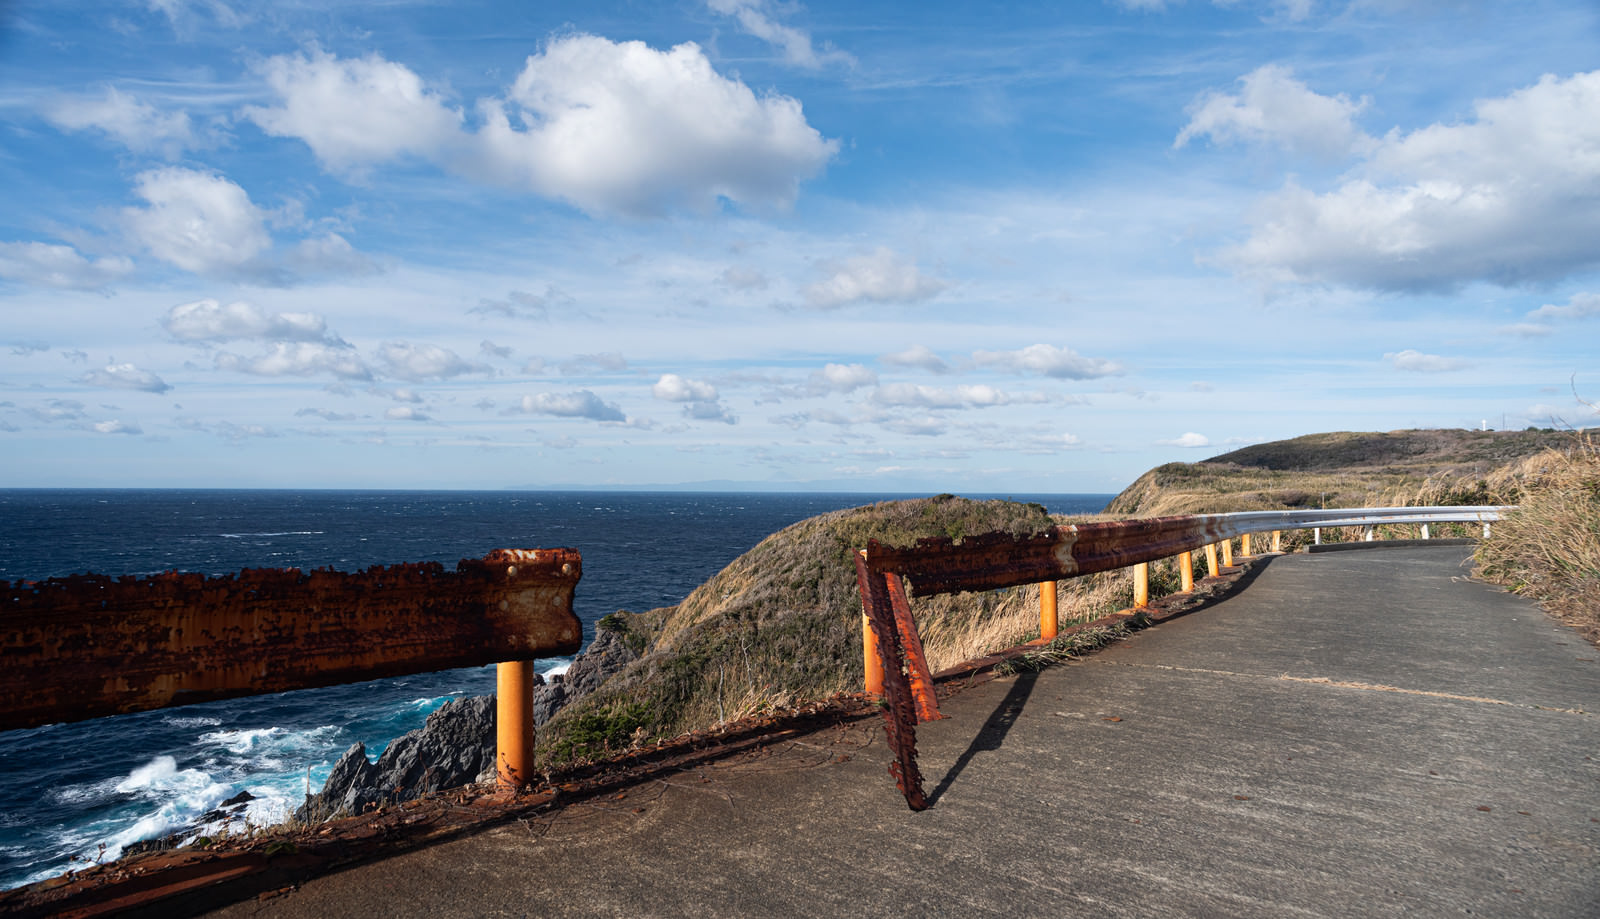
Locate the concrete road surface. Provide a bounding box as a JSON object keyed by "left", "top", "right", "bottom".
{"left": 208, "top": 545, "right": 1599, "bottom": 918}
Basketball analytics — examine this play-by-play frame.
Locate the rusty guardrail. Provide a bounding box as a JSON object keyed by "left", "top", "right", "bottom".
{"left": 1, "top": 549, "right": 583, "bottom": 788}
{"left": 854, "top": 505, "right": 1510, "bottom": 810}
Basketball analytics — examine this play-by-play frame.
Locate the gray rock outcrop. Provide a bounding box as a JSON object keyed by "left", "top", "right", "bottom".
{"left": 530, "top": 627, "right": 638, "bottom": 726}
{"left": 300, "top": 695, "right": 496, "bottom": 819}
{"left": 299, "top": 628, "right": 640, "bottom": 821}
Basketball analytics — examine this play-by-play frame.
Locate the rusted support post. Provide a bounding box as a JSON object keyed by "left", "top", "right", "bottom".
{"left": 1039, "top": 580, "right": 1059, "bottom": 640}
{"left": 1205, "top": 542, "right": 1220, "bottom": 578}
{"left": 1132, "top": 562, "right": 1149, "bottom": 608}
{"left": 1240, "top": 533, "right": 1252, "bottom": 557}
{"left": 496, "top": 660, "right": 536, "bottom": 789}
{"left": 853, "top": 553, "right": 930, "bottom": 811}
{"left": 1271, "top": 530, "right": 1282, "bottom": 553}
{"left": 1221, "top": 538, "right": 1233, "bottom": 568}
{"left": 1179, "top": 550, "right": 1194, "bottom": 592}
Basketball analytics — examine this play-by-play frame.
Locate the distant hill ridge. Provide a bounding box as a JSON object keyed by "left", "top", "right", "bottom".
{"left": 1202, "top": 429, "right": 1572, "bottom": 473}
{"left": 1109, "top": 428, "right": 1571, "bottom": 516}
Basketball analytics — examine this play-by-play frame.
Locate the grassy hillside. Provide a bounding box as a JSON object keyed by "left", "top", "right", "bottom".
{"left": 536, "top": 495, "right": 1140, "bottom": 763}
{"left": 1107, "top": 428, "right": 1566, "bottom": 516}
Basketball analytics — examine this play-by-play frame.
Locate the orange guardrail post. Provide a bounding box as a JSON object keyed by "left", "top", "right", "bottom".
{"left": 1241, "top": 533, "right": 1252, "bottom": 556}
{"left": 1179, "top": 550, "right": 1194, "bottom": 592}
{"left": 496, "top": 660, "right": 536, "bottom": 789}
{"left": 1272, "top": 530, "right": 1282, "bottom": 552}
{"left": 1132, "top": 562, "right": 1149, "bottom": 608}
{"left": 1040, "top": 580, "right": 1059, "bottom": 640}
{"left": 861, "top": 551, "right": 886, "bottom": 696}
{"left": 1205, "top": 542, "right": 1220, "bottom": 578}
{"left": 863, "top": 610, "right": 884, "bottom": 696}
{"left": 1221, "top": 538, "right": 1234, "bottom": 568}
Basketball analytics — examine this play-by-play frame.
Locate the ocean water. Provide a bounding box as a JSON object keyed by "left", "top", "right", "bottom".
{"left": 0, "top": 489, "right": 1112, "bottom": 889}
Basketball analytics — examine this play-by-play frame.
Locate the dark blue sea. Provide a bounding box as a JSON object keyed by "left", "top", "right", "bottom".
{"left": 0, "top": 489, "right": 1112, "bottom": 889}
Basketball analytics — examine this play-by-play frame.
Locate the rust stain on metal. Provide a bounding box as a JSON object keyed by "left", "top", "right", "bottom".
{"left": 883, "top": 573, "right": 943, "bottom": 725}
{"left": 853, "top": 553, "right": 929, "bottom": 811}
{"left": 0, "top": 549, "right": 582, "bottom": 732}
{"left": 863, "top": 515, "right": 1238, "bottom": 598}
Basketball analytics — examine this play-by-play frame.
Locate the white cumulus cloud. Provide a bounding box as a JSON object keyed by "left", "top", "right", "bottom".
{"left": 476, "top": 35, "right": 837, "bottom": 215}
{"left": 514, "top": 390, "right": 626, "bottom": 422}
{"left": 47, "top": 86, "right": 199, "bottom": 158}
{"left": 1176, "top": 64, "right": 1373, "bottom": 158}
{"left": 0, "top": 242, "right": 133, "bottom": 291}
{"left": 652, "top": 373, "right": 719, "bottom": 402}
{"left": 869, "top": 383, "right": 1018, "bottom": 409}
{"left": 1220, "top": 69, "right": 1600, "bottom": 291}
{"left": 214, "top": 342, "right": 372, "bottom": 380}
{"left": 1384, "top": 349, "right": 1468, "bottom": 372}
{"left": 162, "top": 299, "right": 335, "bottom": 343}
{"left": 683, "top": 400, "right": 737, "bottom": 425}
{"left": 247, "top": 40, "right": 836, "bottom": 216}
{"left": 807, "top": 363, "right": 878, "bottom": 393}
{"left": 1527, "top": 292, "right": 1600, "bottom": 321}
{"left": 243, "top": 48, "right": 463, "bottom": 175}
{"left": 972, "top": 344, "right": 1122, "bottom": 379}
{"left": 1160, "top": 432, "right": 1212, "bottom": 448}
{"left": 376, "top": 342, "right": 490, "bottom": 381}
{"left": 123, "top": 167, "right": 271, "bottom": 276}
{"left": 81, "top": 363, "right": 171, "bottom": 394}
{"left": 880, "top": 344, "right": 950, "bottom": 374}
{"left": 804, "top": 247, "right": 945, "bottom": 309}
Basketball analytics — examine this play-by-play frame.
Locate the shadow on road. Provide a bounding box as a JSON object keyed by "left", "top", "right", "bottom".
{"left": 928, "top": 669, "right": 1039, "bottom": 805}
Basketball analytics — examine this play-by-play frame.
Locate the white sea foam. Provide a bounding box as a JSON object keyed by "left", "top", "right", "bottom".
{"left": 88, "top": 756, "right": 238, "bottom": 862}
{"left": 161, "top": 714, "right": 223, "bottom": 728}
{"left": 51, "top": 777, "right": 124, "bottom": 807}
{"left": 198, "top": 724, "right": 339, "bottom": 757}
{"left": 114, "top": 756, "right": 182, "bottom": 794}
{"left": 218, "top": 530, "right": 325, "bottom": 538}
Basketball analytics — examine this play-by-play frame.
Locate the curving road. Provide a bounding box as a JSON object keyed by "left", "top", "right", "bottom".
{"left": 210, "top": 544, "right": 1599, "bottom": 918}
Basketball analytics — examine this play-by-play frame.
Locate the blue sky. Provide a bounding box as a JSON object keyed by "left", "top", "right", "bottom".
{"left": 1, "top": 0, "right": 1596, "bottom": 492}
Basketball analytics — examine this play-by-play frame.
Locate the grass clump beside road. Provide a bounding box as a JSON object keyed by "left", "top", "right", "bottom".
{"left": 1474, "top": 438, "right": 1600, "bottom": 643}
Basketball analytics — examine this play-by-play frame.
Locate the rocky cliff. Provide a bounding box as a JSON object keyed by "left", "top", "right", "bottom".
{"left": 301, "top": 628, "right": 641, "bottom": 818}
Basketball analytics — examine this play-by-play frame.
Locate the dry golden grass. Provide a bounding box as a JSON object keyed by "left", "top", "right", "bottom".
{"left": 916, "top": 568, "right": 1136, "bottom": 672}
{"left": 1474, "top": 439, "right": 1600, "bottom": 643}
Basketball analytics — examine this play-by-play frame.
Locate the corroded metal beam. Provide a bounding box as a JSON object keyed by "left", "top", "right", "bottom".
{"left": 0, "top": 549, "right": 583, "bottom": 731}
{"left": 863, "top": 506, "right": 1512, "bottom": 597}
{"left": 862, "top": 516, "right": 1228, "bottom": 598}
